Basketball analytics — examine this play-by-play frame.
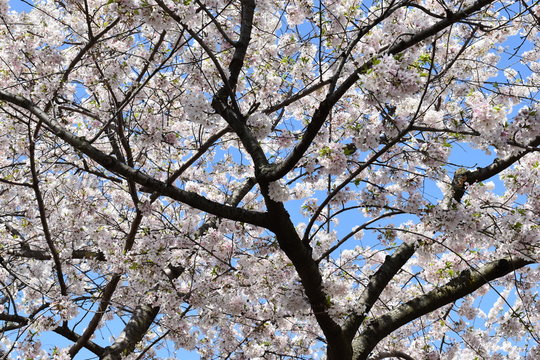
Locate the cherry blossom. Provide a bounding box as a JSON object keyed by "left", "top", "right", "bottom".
{"left": 0, "top": 0, "right": 539, "bottom": 359}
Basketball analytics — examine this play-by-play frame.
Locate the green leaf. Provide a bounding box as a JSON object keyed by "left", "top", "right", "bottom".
{"left": 325, "top": 295, "right": 332, "bottom": 307}
{"left": 512, "top": 222, "right": 523, "bottom": 231}
{"left": 418, "top": 53, "right": 432, "bottom": 64}
{"left": 318, "top": 146, "right": 331, "bottom": 157}
{"left": 343, "top": 143, "right": 357, "bottom": 155}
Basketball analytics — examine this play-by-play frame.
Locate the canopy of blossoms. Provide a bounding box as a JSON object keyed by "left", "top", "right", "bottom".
{"left": 0, "top": 0, "right": 539, "bottom": 359}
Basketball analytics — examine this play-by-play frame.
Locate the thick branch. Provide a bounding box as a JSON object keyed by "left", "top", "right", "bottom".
{"left": 209, "top": 0, "right": 271, "bottom": 177}
{"left": 101, "top": 304, "right": 160, "bottom": 360}
{"left": 7, "top": 248, "right": 105, "bottom": 261}
{"left": 0, "top": 313, "right": 104, "bottom": 356}
{"left": 343, "top": 242, "right": 417, "bottom": 339}
{"left": 347, "top": 134, "right": 540, "bottom": 355}
{"left": 158, "top": 0, "right": 267, "bottom": 177}
{"left": 55, "top": 324, "right": 105, "bottom": 357}
{"left": 262, "top": 193, "right": 351, "bottom": 360}
{"left": 450, "top": 135, "right": 540, "bottom": 203}
{"left": 68, "top": 272, "right": 121, "bottom": 357}
{"left": 0, "top": 313, "right": 29, "bottom": 326}
{"left": 0, "top": 91, "right": 269, "bottom": 228}
{"left": 228, "top": 0, "right": 255, "bottom": 91}
{"left": 368, "top": 350, "right": 416, "bottom": 360}
{"left": 212, "top": 104, "right": 270, "bottom": 176}
{"left": 352, "top": 256, "right": 533, "bottom": 360}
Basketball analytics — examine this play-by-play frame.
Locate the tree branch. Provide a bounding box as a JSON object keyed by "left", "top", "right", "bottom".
{"left": 101, "top": 304, "right": 160, "bottom": 360}
{"left": 44, "top": 17, "right": 121, "bottom": 112}
{"left": 0, "top": 91, "right": 270, "bottom": 228}
{"left": 140, "top": 126, "right": 230, "bottom": 193}
{"left": 352, "top": 256, "right": 533, "bottom": 360}
{"left": 28, "top": 124, "right": 68, "bottom": 296}
{"left": 261, "top": 193, "right": 351, "bottom": 360}
{"left": 369, "top": 350, "right": 416, "bottom": 360}
{"left": 262, "top": 79, "right": 332, "bottom": 115}
{"left": 6, "top": 248, "right": 105, "bottom": 261}
{"left": 449, "top": 135, "right": 540, "bottom": 204}
{"left": 0, "top": 314, "right": 104, "bottom": 356}
{"left": 55, "top": 324, "right": 105, "bottom": 357}
{"left": 346, "top": 128, "right": 539, "bottom": 357}
{"left": 343, "top": 242, "right": 417, "bottom": 340}
{"left": 209, "top": 0, "right": 271, "bottom": 177}
{"left": 194, "top": 0, "right": 236, "bottom": 46}
{"left": 316, "top": 211, "right": 405, "bottom": 263}
{"left": 68, "top": 268, "right": 121, "bottom": 356}
{"left": 153, "top": 0, "right": 236, "bottom": 105}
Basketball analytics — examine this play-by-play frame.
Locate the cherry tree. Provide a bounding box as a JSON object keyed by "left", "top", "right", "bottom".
{"left": 0, "top": 0, "right": 539, "bottom": 359}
